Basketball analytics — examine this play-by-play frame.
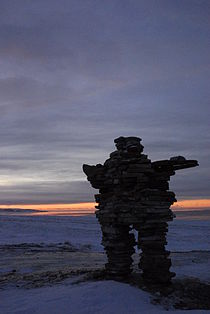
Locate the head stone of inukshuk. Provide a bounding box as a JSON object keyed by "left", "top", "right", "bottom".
{"left": 83, "top": 136, "right": 198, "bottom": 285}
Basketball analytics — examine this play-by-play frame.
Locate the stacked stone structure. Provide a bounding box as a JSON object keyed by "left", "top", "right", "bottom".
{"left": 83, "top": 136, "right": 198, "bottom": 285}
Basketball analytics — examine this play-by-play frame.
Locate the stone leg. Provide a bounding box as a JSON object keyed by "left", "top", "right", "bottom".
{"left": 100, "top": 224, "right": 135, "bottom": 278}
{"left": 135, "top": 221, "right": 175, "bottom": 285}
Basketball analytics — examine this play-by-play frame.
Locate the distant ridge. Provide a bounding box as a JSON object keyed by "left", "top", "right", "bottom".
{"left": 0, "top": 208, "right": 46, "bottom": 213}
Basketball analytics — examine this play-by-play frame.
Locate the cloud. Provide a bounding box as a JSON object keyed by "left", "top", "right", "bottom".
{"left": 0, "top": 0, "right": 209, "bottom": 203}
{"left": 0, "top": 180, "right": 95, "bottom": 204}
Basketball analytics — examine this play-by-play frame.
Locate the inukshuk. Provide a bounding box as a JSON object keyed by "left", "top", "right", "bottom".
{"left": 83, "top": 137, "right": 198, "bottom": 285}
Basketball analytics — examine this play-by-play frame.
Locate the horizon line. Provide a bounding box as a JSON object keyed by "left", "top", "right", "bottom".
{"left": 0, "top": 199, "right": 210, "bottom": 212}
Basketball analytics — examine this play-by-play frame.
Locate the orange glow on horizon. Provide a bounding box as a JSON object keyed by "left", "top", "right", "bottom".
{"left": 0, "top": 202, "right": 96, "bottom": 216}
{"left": 172, "top": 199, "right": 210, "bottom": 210}
{"left": 0, "top": 199, "right": 210, "bottom": 215}
{"left": 0, "top": 202, "right": 96, "bottom": 211}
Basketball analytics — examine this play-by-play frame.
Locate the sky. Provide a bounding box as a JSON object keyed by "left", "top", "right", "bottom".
{"left": 0, "top": 0, "right": 209, "bottom": 206}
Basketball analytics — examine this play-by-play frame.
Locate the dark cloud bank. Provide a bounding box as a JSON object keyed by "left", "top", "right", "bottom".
{"left": 0, "top": 0, "right": 209, "bottom": 204}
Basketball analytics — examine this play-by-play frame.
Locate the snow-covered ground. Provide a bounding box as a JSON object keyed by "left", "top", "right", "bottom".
{"left": 0, "top": 214, "right": 210, "bottom": 313}
{"left": 1, "top": 280, "right": 208, "bottom": 314}
{"left": 0, "top": 215, "right": 102, "bottom": 251}
{"left": 1, "top": 215, "right": 210, "bottom": 251}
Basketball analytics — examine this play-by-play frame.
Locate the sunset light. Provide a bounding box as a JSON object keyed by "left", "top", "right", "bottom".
{"left": 0, "top": 202, "right": 96, "bottom": 215}
{"left": 1, "top": 199, "right": 210, "bottom": 216}
{"left": 0, "top": 1, "right": 209, "bottom": 311}
{"left": 172, "top": 199, "right": 210, "bottom": 210}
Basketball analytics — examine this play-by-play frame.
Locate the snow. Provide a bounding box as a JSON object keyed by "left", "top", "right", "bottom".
{"left": 1, "top": 215, "right": 210, "bottom": 252}
{"left": 0, "top": 280, "right": 207, "bottom": 314}
{"left": 0, "top": 215, "right": 103, "bottom": 251}
{"left": 167, "top": 219, "right": 210, "bottom": 251}
{"left": 0, "top": 214, "right": 210, "bottom": 313}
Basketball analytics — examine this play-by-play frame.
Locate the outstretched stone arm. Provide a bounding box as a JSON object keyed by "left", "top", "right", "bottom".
{"left": 83, "top": 164, "right": 98, "bottom": 177}
{"left": 83, "top": 164, "right": 105, "bottom": 189}
{"left": 152, "top": 156, "right": 198, "bottom": 172}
